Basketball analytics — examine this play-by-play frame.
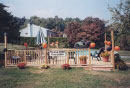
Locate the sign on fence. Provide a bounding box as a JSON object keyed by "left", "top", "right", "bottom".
{"left": 49, "top": 51, "right": 65, "bottom": 56}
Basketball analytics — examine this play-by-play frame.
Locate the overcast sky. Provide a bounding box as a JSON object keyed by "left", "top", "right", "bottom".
{"left": 0, "top": 0, "right": 120, "bottom": 20}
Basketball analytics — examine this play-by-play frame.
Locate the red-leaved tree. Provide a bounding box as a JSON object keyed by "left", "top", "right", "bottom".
{"left": 64, "top": 17, "right": 105, "bottom": 46}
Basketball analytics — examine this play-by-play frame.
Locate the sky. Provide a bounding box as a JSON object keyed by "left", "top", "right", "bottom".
{"left": 0, "top": 0, "right": 121, "bottom": 21}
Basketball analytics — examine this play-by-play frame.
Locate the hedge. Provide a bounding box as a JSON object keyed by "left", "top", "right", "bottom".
{"left": 11, "top": 37, "right": 69, "bottom": 48}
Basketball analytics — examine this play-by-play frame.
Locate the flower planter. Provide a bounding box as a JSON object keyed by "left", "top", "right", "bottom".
{"left": 80, "top": 59, "right": 87, "bottom": 65}
{"left": 102, "top": 56, "right": 109, "bottom": 62}
{"left": 17, "top": 62, "right": 26, "bottom": 69}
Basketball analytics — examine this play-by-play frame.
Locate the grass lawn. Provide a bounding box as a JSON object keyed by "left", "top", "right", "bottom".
{"left": 0, "top": 43, "right": 27, "bottom": 52}
{"left": 0, "top": 67, "right": 130, "bottom": 88}
{"left": 118, "top": 51, "right": 130, "bottom": 56}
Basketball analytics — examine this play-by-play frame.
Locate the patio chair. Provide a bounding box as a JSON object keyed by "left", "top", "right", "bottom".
{"left": 91, "top": 51, "right": 101, "bottom": 61}
{"left": 91, "top": 48, "right": 104, "bottom": 61}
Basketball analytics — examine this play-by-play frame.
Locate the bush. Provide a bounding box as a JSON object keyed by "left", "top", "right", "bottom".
{"left": 61, "top": 64, "right": 71, "bottom": 70}
{"left": 17, "top": 62, "right": 26, "bottom": 69}
{"left": 12, "top": 37, "right": 70, "bottom": 48}
{"left": 19, "top": 37, "right": 36, "bottom": 47}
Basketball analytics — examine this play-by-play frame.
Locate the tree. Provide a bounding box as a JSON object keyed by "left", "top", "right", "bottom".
{"left": 109, "top": 0, "right": 130, "bottom": 34}
{"left": 82, "top": 17, "right": 105, "bottom": 42}
{"left": 64, "top": 17, "right": 105, "bottom": 46}
{"left": 64, "top": 21, "right": 81, "bottom": 45}
{"left": 109, "top": 0, "right": 130, "bottom": 50}
{"left": 0, "top": 3, "right": 25, "bottom": 42}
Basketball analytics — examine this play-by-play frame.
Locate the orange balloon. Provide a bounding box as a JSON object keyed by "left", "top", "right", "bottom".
{"left": 114, "top": 46, "right": 120, "bottom": 51}
{"left": 107, "top": 41, "right": 111, "bottom": 46}
{"left": 56, "top": 41, "right": 59, "bottom": 44}
{"left": 42, "top": 43, "right": 47, "bottom": 48}
{"left": 104, "top": 41, "right": 107, "bottom": 44}
{"left": 90, "top": 43, "right": 96, "bottom": 48}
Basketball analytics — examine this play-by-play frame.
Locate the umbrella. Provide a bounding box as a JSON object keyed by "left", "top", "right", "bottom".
{"left": 36, "top": 27, "right": 46, "bottom": 45}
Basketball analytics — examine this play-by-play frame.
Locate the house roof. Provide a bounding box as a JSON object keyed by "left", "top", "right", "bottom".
{"left": 20, "top": 24, "right": 49, "bottom": 37}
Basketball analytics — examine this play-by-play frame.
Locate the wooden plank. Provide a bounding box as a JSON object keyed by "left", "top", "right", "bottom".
{"left": 89, "top": 48, "right": 92, "bottom": 71}
{"left": 105, "top": 33, "right": 107, "bottom": 51}
{"left": 45, "top": 48, "right": 47, "bottom": 65}
{"left": 24, "top": 50, "right": 27, "bottom": 63}
{"left": 4, "top": 33, "right": 7, "bottom": 67}
{"left": 111, "top": 30, "right": 115, "bottom": 69}
{"left": 67, "top": 50, "right": 69, "bottom": 64}
{"left": 78, "top": 49, "right": 79, "bottom": 64}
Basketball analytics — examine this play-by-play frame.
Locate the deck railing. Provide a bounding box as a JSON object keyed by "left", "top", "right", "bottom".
{"left": 6, "top": 48, "right": 89, "bottom": 66}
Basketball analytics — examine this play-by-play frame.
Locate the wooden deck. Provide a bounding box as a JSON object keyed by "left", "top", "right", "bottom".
{"left": 6, "top": 49, "right": 114, "bottom": 71}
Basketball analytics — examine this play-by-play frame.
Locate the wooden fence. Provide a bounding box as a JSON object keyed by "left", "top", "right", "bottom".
{"left": 6, "top": 48, "right": 89, "bottom": 66}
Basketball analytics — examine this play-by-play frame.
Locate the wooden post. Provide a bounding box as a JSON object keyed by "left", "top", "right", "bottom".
{"left": 4, "top": 33, "right": 7, "bottom": 68}
{"left": 24, "top": 50, "right": 26, "bottom": 63}
{"left": 48, "top": 36, "right": 50, "bottom": 49}
{"left": 105, "top": 33, "right": 107, "bottom": 51}
{"left": 67, "top": 51, "right": 69, "bottom": 64}
{"left": 111, "top": 30, "right": 115, "bottom": 69}
{"left": 44, "top": 48, "right": 47, "bottom": 65}
{"left": 88, "top": 48, "right": 92, "bottom": 71}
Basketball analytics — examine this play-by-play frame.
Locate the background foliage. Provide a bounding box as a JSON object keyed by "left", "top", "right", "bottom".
{"left": 0, "top": 3, "right": 25, "bottom": 42}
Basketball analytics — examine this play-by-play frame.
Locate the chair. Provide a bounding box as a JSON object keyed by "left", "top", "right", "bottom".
{"left": 91, "top": 51, "right": 101, "bottom": 61}
{"left": 91, "top": 48, "right": 104, "bottom": 61}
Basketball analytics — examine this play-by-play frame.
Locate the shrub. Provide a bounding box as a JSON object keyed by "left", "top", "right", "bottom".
{"left": 41, "top": 64, "right": 50, "bottom": 69}
{"left": 17, "top": 62, "right": 26, "bottom": 69}
{"left": 61, "top": 64, "right": 71, "bottom": 70}
{"left": 100, "top": 52, "right": 110, "bottom": 57}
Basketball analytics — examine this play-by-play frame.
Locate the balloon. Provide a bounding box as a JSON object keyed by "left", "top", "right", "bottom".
{"left": 24, "top": 43, "right": 28, "bottom": 47}
{"left": 114, "top": 46, "right": 120, "bottom": 51}
{"left": 90, "top": 42, "right": 96, "bottom": 48}
{"left": 107, "top": 47, "right": 112, "bottom": 51}
{"left": 56, "top": 41, "right": 59, "bottom": 44}
{"left": 42, "top": 43, "right": 47, "bottom": 48}
{"left": 107, "top": 41, "right": 111, "bottom": 46}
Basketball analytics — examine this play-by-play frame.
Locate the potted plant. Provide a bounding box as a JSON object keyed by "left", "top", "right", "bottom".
{"left": 61, "top": 64, "right": 71, "bottom": 70}
{"left": 17, "top": 62, "right": 26, "bottom": 69}
{"left": 41, "top": 64, "right": 50, "bottom": 69}
{"left": 100, "top": 52, "right": 110, "bottom": 62}
{"left": 79, "top": 56, "right": 88, "bottom": 65}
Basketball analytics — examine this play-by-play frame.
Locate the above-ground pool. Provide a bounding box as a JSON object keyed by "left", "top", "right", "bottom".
{"left": 76, "top": 49, "right": 97, "bottom": 55}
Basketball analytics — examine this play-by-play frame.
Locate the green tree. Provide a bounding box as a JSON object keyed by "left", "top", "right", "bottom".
{"left": 109, "top": 0, "right": 130, "bottom": 34}
{"left": 109, "top": 0, "right": 130, "bottom": 50}
{"left": 0, "top": 3, "right": 25, "bottom": 42}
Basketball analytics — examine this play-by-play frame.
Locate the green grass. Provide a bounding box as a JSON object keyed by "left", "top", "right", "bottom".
{"left": 118, "top": 51, "right": 130, "bottom": 56}
{"left": 121, "top": 58, "right": 130, "bottom": 62}
{"left": 0, "top": 67, "right": 130, "bottom": 88}
{"left": 0, "top": 43, "right": 27, "bottom": 52}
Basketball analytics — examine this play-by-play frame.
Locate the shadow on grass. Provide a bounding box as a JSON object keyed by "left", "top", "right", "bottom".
{"left": 0, "top": 53, "right": 4, "bottom": 67}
